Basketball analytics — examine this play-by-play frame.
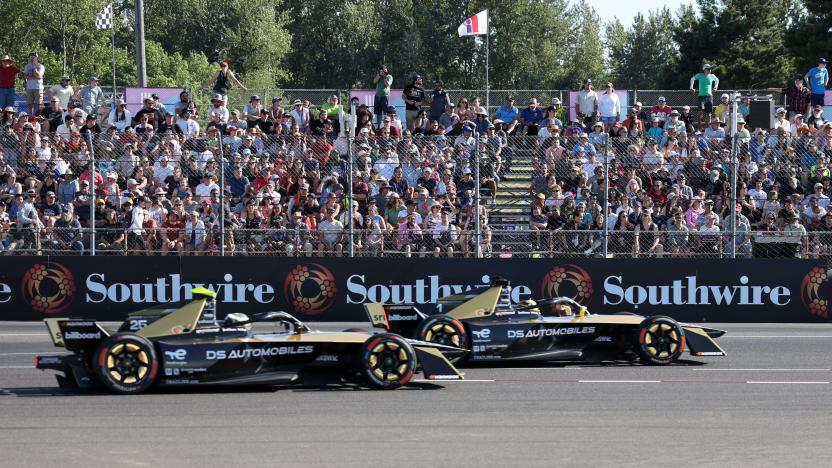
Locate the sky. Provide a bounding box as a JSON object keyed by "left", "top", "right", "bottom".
{"left": 586, "top": 0, "right": 693, "bottom": 28}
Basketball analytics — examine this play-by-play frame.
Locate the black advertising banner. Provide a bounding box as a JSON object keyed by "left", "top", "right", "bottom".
{"left": 0, "top": 257, "right": 829, "bottom": 323}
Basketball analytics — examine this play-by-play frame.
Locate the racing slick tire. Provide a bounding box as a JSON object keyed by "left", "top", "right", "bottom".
{"left": 414, "top": 315, "right": 469, "bottom": 364}
{"left": 636, "top": 316, "right": 686, "bottom": 365}
{"left": 359, "top": 333, "right": 416, "bottom": 390}
{"left": 93, "top": 333, "right": 160, "bottom": 394}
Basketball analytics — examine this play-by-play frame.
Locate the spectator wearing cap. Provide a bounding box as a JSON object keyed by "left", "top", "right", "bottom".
{"left": 665, "top": 109, "right": 685, "bottom": 135}
{"left": 575, "top": 79, "right": 598, "bottom": 125}
{"left": 473, "top": 107, "right": 492, "bottom": 134}
{"left": 651, "top": 96, "right": 672, "bottom": 127}
{"left": 80, "top": 114, "right": 101, "bottom": 136}
{"left": 107, "top": 99, "right": 132, "bottom": 132}
{"left": 429, "top": 80, "right": 452, "bottom": 123}
{"left": 803, "top": 182, "right": 830, "bottom": 209}
{"left": 734, "top": 118, "right": 751, "bottom": 144}
{"left": 244, "top": 95, "right": 262, "bottom": 129}
{"left": 372, "top": 65, "right": 393, "bottom": 127}
{"left": 17, "top": 189, "right": 43, "bottom": 250}
{"left": 805, "top": 58, "right": 829, "bottom": 108}
{"left": 75, "top": 76, "right": 102, "bottom": 116}
{"left": 22, "top": 52, "right": 45, "bottom": 115}
{"left": 772, "top": 107, "right": 791, "bottom": 133}
{"left": 806, "top": 105, "right": 825, "bottom": 129}
{"left": 713, "top": 93, "right": 733, "bottom": 126}
{"left": 690, "top": 64, "right": 719, "bottom": 126}
{"left": 0, "top": 55, "right": 21, "bottom": 110}
{"left": 385, "top": 106, "right": 403, "bottom": 133}
{"left": 494, "top": 96, "right": 519, "bottom": 134}
{"left": 678, "top": 105, "right": 694, "bottom": 131}
{"left": 227, "top": 109, "right": 247, "bottom": 131}
{"left": 289, "top": 99, "right": 310, "bottom": 133}
{"left": 47, "top": 75, "right": 74, "bottom": 109}
{"left": 519, "top": 98, "right": 544, "bottom": 136}
{"left": 598, "top": 83, "right": 620, "bottom": 126}
{"left": 207, "top": 94, "right": 230, "bottom": 123}
{"left": 402, "top": 74, "right": 425, "bottom": 131}
{"left": 41, "top": 95, "right": 64, "bottom": 132}
{"left": 203, "top": 60, "right": 248, "bottom": 98}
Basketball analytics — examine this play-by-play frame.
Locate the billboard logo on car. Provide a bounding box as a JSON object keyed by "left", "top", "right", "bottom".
{"left": 21, "top": 262, "right": 76, "bottom": 314}
{"left": 283, "top": 264, "right": 337, "bottom": 316}
{"left": 800, "top": 267, "right": 829, "bottom": 319}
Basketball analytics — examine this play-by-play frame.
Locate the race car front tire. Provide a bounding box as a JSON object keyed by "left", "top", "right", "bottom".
{"left": 93, "top": 333, "right": 160, "bottom": 394}
{"left": 359, "top": 334, "right": 416, "bottom": 390}
{"left": 636, "top": 316, "right": 685, "bottom": 365}
{"left": 415, "top": 315, "right": 469, "bottom": 364}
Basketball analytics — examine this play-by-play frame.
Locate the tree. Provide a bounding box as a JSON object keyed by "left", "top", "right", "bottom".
{"left": 674, "top": 0, "right": 795, "bottom": 88}
{"left": 786, "top": 0, "right": 832, "bottom": 75}
{"left": 561, "top": 2, "right": 607, "bottom": 90}
{"left": 606, "top": 11, "right": 679, "bottom": 89}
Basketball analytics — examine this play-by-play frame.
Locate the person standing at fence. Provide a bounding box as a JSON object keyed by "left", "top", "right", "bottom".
{"left": 76, "top": 77, "right": 103, "bottom": 117}
{"left": 429, "top": 80, "right": 451, "bottom": 123}
{"left": 373, "top": 66, "right": 393, "bottom": 128}
{"left": 402, "top": 74, "right": 425, "bottom": 132}
{"left": 0, "top": 55, "right": 20, "bottom": 110}
{"left": 805, "top": 58, "right": 828, "bottom": 108}
{"left": 575, "top": 79, "right": 598, "bottom": 126}
{"left": 690, "top": 64, "right": 719, "bottom": 128}
{"left": 21, "top": 52, "right": 45, "bottom": 116}
{"left": 47, "top": 75, "right": 74, "bottom": 109}
{"left": 598, "top": 83, "right": 620, "bottom": 126}
{"left": 203, "top": 61, "right": 247, "bottom": 102}
{"left": 768, "top": 75, "right": 812, "bottom": 119}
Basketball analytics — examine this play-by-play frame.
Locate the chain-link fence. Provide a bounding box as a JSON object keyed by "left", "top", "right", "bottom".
{"left": 2, "top": 95, "right": 830, "bottom": 258}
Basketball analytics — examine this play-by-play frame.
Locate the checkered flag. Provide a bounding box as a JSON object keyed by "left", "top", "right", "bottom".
{"left": 95, "top": 3, "right": 113, "bottom": 30}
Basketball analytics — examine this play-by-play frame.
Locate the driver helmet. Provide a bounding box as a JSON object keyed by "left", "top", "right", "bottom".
{"left": 520, "top": 299, "right": 540, "bottom": 313}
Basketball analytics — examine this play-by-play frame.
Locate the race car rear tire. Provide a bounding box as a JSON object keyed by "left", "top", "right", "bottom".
{"left": 636, "top": 316, "right": 685, "bottom": 365}
{"left": 93, "top": 333, "right": 159, "bottom": 394}
{"left": 359, "top": 334, "right": 416, "bottom": 390}
{"left": 415, "top": 315, "right": 469, "bottom": 364}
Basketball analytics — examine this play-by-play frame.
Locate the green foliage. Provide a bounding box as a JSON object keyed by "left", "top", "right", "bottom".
{"left": 0, "top": 0, "right": 827, "bottom": 94}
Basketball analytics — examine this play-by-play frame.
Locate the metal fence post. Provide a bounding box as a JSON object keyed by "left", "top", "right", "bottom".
{"left": 218, "top": 133, "right": 225, "bottom": 256}
{"left": 348, "top": 101, "right": 356, "bottom": 258}
{"left": 474, "top": 130, "right": 481, "bottom": 258}
{"left": 603, "top": 156, "right": 609, "bottom": 257}
{"left": 729, "top": 92, "right": 739, "bottom": 259}
{"left": 87, "top": 133, "right": 96, "bottom": 256}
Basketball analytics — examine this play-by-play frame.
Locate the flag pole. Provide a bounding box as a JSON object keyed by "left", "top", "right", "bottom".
{"left": 111, "top": 24, "right": 117, "bottom": 104}
{"left": 485, "top": 10, "right": 490, "bottom": 113}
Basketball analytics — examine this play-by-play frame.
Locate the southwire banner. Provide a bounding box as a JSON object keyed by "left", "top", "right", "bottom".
{"left": 0, "top": 257, "right": 828, "bottom": 323}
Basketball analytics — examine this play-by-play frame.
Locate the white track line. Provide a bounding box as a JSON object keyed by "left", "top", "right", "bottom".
{"left": 578, "top": 379, "right": 661, "bottom": 383}
{"left": 747, "top": 381, "right": 829, "bottom": 385}
{"left": 412, "top": 379, "right": 494, "bottom": 383}
{"left": 0, "top": 352, "right": 61, "bottom": 356}
{"left": 0, "top": 366, "right": 35, "bottom": 369}
{"left": 694, "top": 368, "right": 831, "bottom": 372}
{"left": 0, "top": 334, "right": 48, "bottom": 337}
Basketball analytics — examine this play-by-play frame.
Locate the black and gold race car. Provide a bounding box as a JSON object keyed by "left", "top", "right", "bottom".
{"left": 36, "top": 288, "right": 463, "bottom": 394}
{"left": 366, "top": 279, "right": 726, "bottom": 366}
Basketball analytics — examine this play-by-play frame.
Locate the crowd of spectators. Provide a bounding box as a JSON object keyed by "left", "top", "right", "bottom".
{"left": 0, "top": 54, "right": 831, "bottom": 258}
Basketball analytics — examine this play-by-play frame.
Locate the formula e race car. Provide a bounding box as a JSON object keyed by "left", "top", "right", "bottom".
{"left": 366, "top": 279, "right": 726, "bottom": 366}
{"left": 36, "top": 288, "right": 463, "bottom": 394}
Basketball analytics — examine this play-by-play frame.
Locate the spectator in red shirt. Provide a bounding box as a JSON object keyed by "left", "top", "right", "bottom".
{"left": 161, "top": 212, "right": 184, "bottom": 255}
{"left": 651, "top": 96, "right": 672, "bottom": 127}
{"left": 647, "top": 179, "right": 668, "bottom": 208}
{"left": 768, "top": 75, "right": 812, "bottom": 119}
{"left": 0, "top": 55, "right": 21, "bottom": 110}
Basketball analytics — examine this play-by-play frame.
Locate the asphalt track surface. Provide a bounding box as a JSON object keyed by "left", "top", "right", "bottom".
{"left": 1, "top": 322, "right": 831, "bottom": 467}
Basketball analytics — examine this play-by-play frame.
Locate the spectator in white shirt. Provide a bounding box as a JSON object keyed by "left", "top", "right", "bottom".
{"left": 108, "top": 100, "right": 133, "bottom": 132}
{"left": 177, "top": 109, "right": 200, "bottom": 137}
{"left": 598, "top": 83, "right": 620, "bottom": 125}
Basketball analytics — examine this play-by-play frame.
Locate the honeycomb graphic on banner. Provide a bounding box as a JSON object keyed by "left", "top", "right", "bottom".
{"left": 21, "top": 262, "right": 76, "bottom": 314}
{"left": 801, "top": 267, "right": 828, "bottom": 319}
{"left": 283, "top": 263, "right": 337, "bottom": 315}
{"left": 540, "top": 265, "right": 594, "bottom": 307}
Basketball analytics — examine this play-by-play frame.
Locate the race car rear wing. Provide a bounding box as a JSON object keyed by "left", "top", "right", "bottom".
{"left": 364, "top": 303, "right": 428, "bottom": 337}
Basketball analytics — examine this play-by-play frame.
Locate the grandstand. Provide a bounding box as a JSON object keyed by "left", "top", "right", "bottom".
{"left": 0, "top": 83, "right": 829, "bottom": 259}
